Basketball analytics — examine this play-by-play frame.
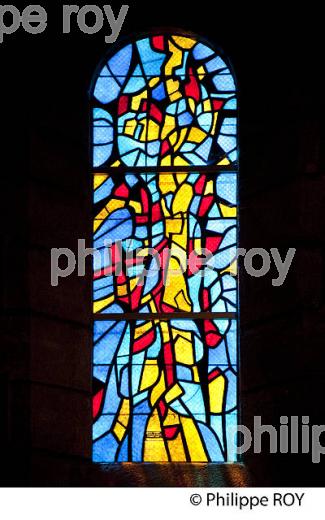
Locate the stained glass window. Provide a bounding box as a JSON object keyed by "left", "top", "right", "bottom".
{"left": 91, "top": 32, "right": 238, "bottom": 462}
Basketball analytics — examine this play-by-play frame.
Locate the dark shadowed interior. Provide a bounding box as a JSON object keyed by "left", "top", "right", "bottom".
{"left": 1, "top": 1, "right": 325, "bottom": 486}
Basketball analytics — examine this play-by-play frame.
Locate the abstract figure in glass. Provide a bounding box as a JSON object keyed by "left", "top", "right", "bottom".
{"left": 91, "top": 33, "right": 238, "bottom": 462}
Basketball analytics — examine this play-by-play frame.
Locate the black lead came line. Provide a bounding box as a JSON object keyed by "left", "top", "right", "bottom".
{"left": 93, "top": 312, "right": 237, "bottom": 320}
{"left": 91, "top": 165, "right": 238, "bottom": 174}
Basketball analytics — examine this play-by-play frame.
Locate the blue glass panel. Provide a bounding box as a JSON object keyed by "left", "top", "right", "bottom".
{"left": 108, "top": 44, "right": 132, "bottom": 78}
{"left": 193, "top": 42, "right": 214, "bottom": 60}
{"left": 94, "top": 74, "right": 121, "bottom": 103}
{"left": 226, "top": 412, "right": 238, "bottom": 462}
{"left": 94, "top": 177, "right": 114, "bottom": 204}
{"left": 93, "top": 433, "right": 118, "bottom": 462}
{"left": 136, "top": 38, "right": 165, "bottom": 77}
{"left": 223, "top": 97, "right": 237, "bottom": 109}
{"left": 213, "top": 74, "right": 236, "bottom": 92}
{"left": 93, "top": 145, "right": 113, "bottom": 167}
{"left": 198, "top": 423, "right": 224, "bottom": 461}
{"left": 216, "top": 173, "right": 237, "bottom": 205}
{"left": 206, "top": 56, "right": 227, "bottom": 73}
{"left": 117, "top": 435, "right": 128, "bottom": 461}
{"left": 152, "top": 82, "right": 166, "bottom": 101}
{"left": 93, "top": 414, "right": 114, "bottom": 440}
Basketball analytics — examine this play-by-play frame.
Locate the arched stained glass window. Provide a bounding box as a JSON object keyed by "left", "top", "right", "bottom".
{"left": 91, "top": 31, "right": 238, "bottom": 463}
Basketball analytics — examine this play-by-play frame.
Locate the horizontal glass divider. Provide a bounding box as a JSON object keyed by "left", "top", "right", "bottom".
{"left": 93, "top": 312, "right": 237, "bottom": 320}
{"left": 93, "top": 411, "right": 238, "bottom": 416}
{"left": 93, "top": 363, "right": 238, "bottom": 367}
{"left": 93, "top": 217, "right": 236, "bottom": 221}
{"left": 92, "top": 165, "right": 238, "bottom": 174}
{"left": 94, "top": 74, "right": 235, "bottom": 79}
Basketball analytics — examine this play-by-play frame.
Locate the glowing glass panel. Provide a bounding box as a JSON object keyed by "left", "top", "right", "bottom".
{"left": 91, "top": 32, "right": 238, "bottom": 462}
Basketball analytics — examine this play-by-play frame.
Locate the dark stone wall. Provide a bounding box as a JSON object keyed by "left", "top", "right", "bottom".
{"left": 1, "top": 1, "right": 324, "bottom": 486}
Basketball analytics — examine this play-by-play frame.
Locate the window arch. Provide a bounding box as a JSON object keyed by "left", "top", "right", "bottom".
{"left": 91, "top": 31, "right": 238, "bottom": 463}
